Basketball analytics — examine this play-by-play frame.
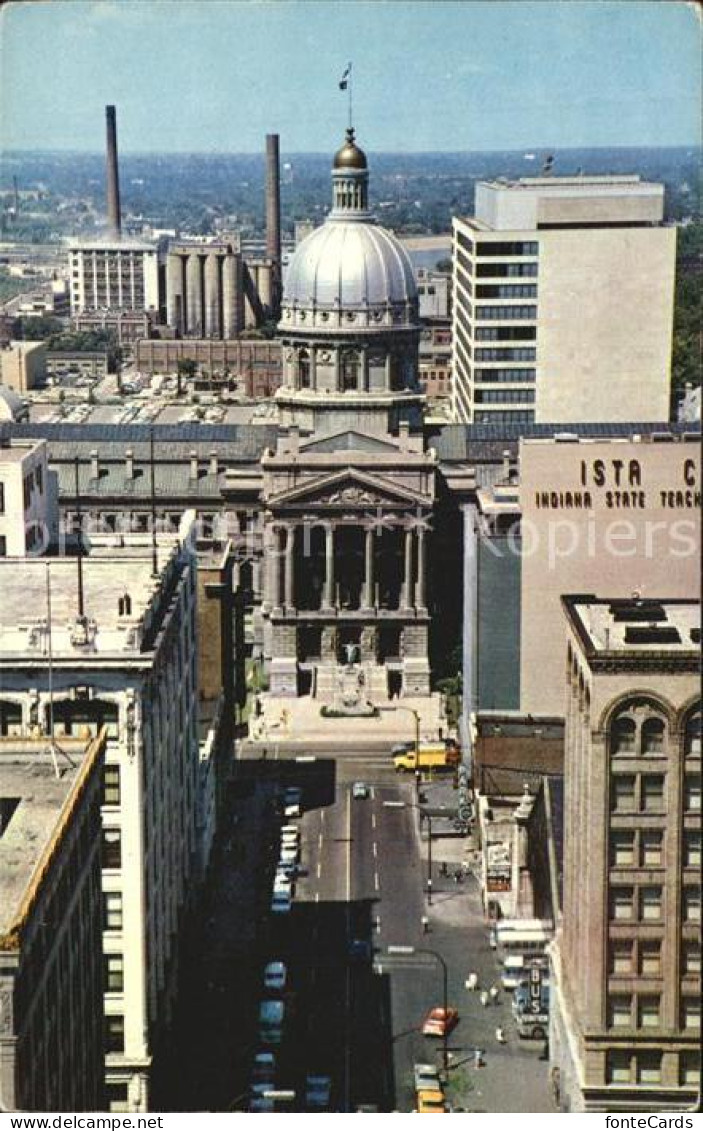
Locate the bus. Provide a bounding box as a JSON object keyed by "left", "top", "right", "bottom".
{"left": 495, "top": 920, "right": 553, "bottom": 954}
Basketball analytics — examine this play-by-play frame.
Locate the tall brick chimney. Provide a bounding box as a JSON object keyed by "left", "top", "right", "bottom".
{"left": 105, "top": 105, "right": 122, "bottom": 238}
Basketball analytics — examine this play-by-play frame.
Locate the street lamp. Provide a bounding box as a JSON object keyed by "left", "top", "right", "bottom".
{"left": 387, "top": 945, "right": 450, "bottom": 1075}
{"left": 380, "top": 703, "right": 420, "bottom": 762}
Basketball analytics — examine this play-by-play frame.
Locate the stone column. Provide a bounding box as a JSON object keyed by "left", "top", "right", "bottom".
{"left": 284, "top": 525, "right": 294, "bottom": 609}
{"left": 401, "top": 526, "right": 414, "bottom": 609}
{"left": 323, "top": 525, "right": 335, "bottom": 609}
{"left": 268, "top": 524, "right": 282, "bottom": 610}
{"left": 363, "top": 527, "right": 375, "bottom": 608}
{"left": 416, "top": 526, "right": 426, "bottom": 610}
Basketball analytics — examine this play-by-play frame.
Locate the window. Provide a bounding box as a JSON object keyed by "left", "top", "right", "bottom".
{"left": 474, "top": 409, "right": 535, "bottom": 424}
{"left": 641, "top": 775, "right": 665, "bottom": 812}
{"left": 104, "top": 1015, "right": 124, "bottom": 1054}
{"left": 475, "top": 347, "right": 537, "bottom": 362}
{"left": 104, "top": 954, "right": 124, "bottom": 993}
{"left": 474, "top": 367, "right": 536, "bottom": 383}
{"left": 684, "top": 774, "right": 701, "bottom": 811}
{"left": 475, "top": 326, "right": 537, "bottom": 341}
{"left": 474, "top": 388, "right": 536, "bottom": 404}
{"left": 476, "top": 261, "right": 539, "bottom": 278}
{"left": 0, "top": 536, "right": 6, "bottom": 557}
{"left": 683, "top": 831, "right": 701, "bottom": 869}
{"left": 682, "top": 998, "right": 700, "bottom": 1030}
{"left": 683, "top": 887, "right": 701, "bottom": 923}
{"left": 102, "top": 765, "right": 121, "bottom": 807}
{"left": 298, "top": 351, "right": 311, "bottom": 389}
{"left": 684, "top": 713, "right": 701, "bottom": 757}
{"left": 679, "top": 1053, "right": 701, "bottom": 1087}
{"left": 102, "top": 830, "right": 122, "bottom": 870}
{"left": 476, "top": 240, "right": 539, "bottom": 257}
{"left": 610, "top": 887, "right": 634, "bottom": 921}
{"left": 639, "top": 941, "right": 661, "bottom": 976}
{"left": 640, "top": 887, "right": 662, "bottom": 921}
{"left": 641, "top": 717, "right": 665, "bottom": 754}
{"left": 610, "top": 832, "right": 635, "bottom": 867}
{"left": 682, "top": 939, "right": 701, "bottom": 975}
{"left": 637, "top": 1052, "right": 662, "bottom": 1084}
{"left": 640, "top": 831, "right": 663, "bottom": 866}
{"left": 104, "top": 892, "right": 123, "bottom": 931}
{"left": 340, "top": 351, "right": 360, "bottom": 392}
{"left": 475, "top": 304, "right": 537, "bottom": 321}
{"left": 609, "top": 940, "right": 633, "bottom": 974}
{"left": 611, "top": 776, "right": 636, "bottom": 812}
{"left": 607, "top": 1050, "right": 632, "bottom": 1083}
{"left": 476, "top": 283, "right": 538, "bottom": 299}
{"left": 0, "top": 482, "right": 4, "bottom": 513}
{"left": 609, "top": 996, "right": 632, "bottom": 1028}
{"left": 638, "top": 996, "right": 660, "bottom": 1029}
{"left": 612, "top": 716, "right": 636, "bottom": 754}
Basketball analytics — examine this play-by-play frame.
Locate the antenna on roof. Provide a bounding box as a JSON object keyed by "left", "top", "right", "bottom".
{"left": 44, "top": 562, "right": 76, "bottom": 777}
{"left": 73, "top": 456, "right": 85, "bottom": 620}
{"left": 150, "top": 426, "right": 158, "bottom": 577}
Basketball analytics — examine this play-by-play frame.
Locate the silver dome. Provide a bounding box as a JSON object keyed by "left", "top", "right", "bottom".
{"left": 283, "top": 219, "right": 417, "bottom": 312}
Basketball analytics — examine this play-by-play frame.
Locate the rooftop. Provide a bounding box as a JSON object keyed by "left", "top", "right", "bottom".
{"left": 563, "top": 596, "right": 701, "bottom": 663}
{"left": 0, "top": 523, "right": 195, "bottom": 661}
{"left": 0, "top": 735, "right": 102, "bottom": 940}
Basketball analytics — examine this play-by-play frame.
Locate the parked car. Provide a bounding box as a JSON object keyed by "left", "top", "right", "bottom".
{"left": 249, "top": 1096, "right": 275, "bottom": 1112}
{"left": 352, "top": 781, "right": 370, "bottom": 800}
{"left": 284, "top": 804, "right": 301, "bottom": 819}
{"left": 258, "top": 1000, "right": 285, "bottom": 1044}
{"left": 273, "top": 872, "right": 293, "bottom": 894}
{"left": 263, "top": 961, "right": 287, "bottom": 992}
{"left": 251, "top": 1051, "right": 276, "bottom": 1082}
{"left": 305, "top": 1074, "right": 332, "bottom": 1110}
{"left": 270, "top": 890, "right": 292, "bottom": 915}
{"left": 414, "top": 1063, "right": 442, "bottom": 1092}
{"left": 422, "top": 1007, "right": 459, "bottom": 1038}
{"left": 348, "top": 938, "right": 372, "bottom": 961}
{"left": 284, "top": 786, "right": 302, "bottom": 808}
{"left": 416, "top": 1089, "right": 447, "bottom": 1113}
{"left": 279, "top": 844, "right": 299, "bottom": 865}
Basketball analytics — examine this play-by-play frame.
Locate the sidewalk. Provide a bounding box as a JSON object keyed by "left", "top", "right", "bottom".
{"left": 246, "top": 691, "right": 448, "bottom": 749}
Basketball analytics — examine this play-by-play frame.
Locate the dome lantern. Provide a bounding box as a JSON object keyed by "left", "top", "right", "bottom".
{"left": 331, "top": 128, "right": 369, "bottom": 216}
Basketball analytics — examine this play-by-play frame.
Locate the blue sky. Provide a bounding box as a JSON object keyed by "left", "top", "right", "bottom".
{"left": 1, "top": 0, "right": 700, "bottom": 152}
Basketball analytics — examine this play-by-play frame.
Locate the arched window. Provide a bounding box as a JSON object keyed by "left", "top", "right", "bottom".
{"left": 51, "top": 699, "right": 119, "bottom": 740}
{"left": 684, "top": 712, "right": 701, "bottom": 758}
{"left": 340, "top": 351, "right": 360, "bottom": 392}
{"left": 612, "top": 716, "right": 636, "bottom": 755}
{"left": 298, "top": 350, "right": 311, "bottom": 390}
{"left": 641, "top": 717, "right": 665, "bottom": 755}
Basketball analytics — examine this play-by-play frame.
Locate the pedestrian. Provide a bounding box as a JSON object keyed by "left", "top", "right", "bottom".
{"left": 440, "top": 861, "right": 448, "bottom": 877}
{"left": 496, "top": 1027, "right": 506, "bottom": 1044}
{"left": 480, "top": 990, "right": 489, "bottom": 1007}
{"left": 421, "top": 915, "right": 430, "bottom": 934}
{"left": 489, "top": 984, "right": 499, "bottom": 1003}
{"left": 466, "top": 972, "right": 478, "bottom": 991}
{"left": 454, "top": 868, "right": 463, "bottom": 884}
{"left": 473, "top": 1048, "right": 484, "bottom": 1069}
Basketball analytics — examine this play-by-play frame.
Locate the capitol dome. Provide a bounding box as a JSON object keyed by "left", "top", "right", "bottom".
{"left": 281, "top": 128, "right": 417, "bottom": 322}
{"left": 284, "top": 221, "right": 417, "bottom": 312}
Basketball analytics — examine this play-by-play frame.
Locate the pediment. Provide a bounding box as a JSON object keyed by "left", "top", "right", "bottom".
{"left": 267, "top": 466, "right": 429, "bottom": 509}
{"left": 299, "top": 429, "right": 401, "bottom": 455}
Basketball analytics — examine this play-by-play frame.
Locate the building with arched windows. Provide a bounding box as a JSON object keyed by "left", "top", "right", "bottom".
{"left": 550, "top": 595, "right": 701, "bottom": 1112}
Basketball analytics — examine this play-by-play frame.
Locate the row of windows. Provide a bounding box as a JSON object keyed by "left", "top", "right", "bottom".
{"left": 104, "top": 953, "right": 124, "bottom": 993}
{"left": 610, "top": 884, "right": 700, "bottom": 924}
{"left": 476, "top": 326, "right": 537, "bottom": 341}
{"left": 476, "top": 283, "right": 538, "bottom": 299}
{"left": 612, "top": 712, "right": 700, "bottom": 757}
{"left": 611, "top": 829, "right": 700, "bottom": 870}
{"left": 476, "top": 261, "right": 539, "bottom": 278}
{"left": 607, "top": 1050, "right": 699, "bottom": 1087}
{"left": 455, "top": 248, "right": 473, "bottom": 282}
{"left": 611, "top": 772, "right": 700, "bottom": 813}
{"left": 456, "top": 230, "right": 474, "bottom": 256}
{"left": 474, "top": 409, "right": 535, "bottom": 423}
{"left": 475, "top": 304, "right": 537, "bottom": 321}
{"left": 475, "top": 347, "right": 537, "bottom": 362}
{"left": 610, "top": 936, "right": 700, "bottom": 977}
{"left": 476, "top": 240, "right": 539, "bottom": 257}
{"left": 474, "top": 367, "right": 536, "bottom": 383}
{"left": 474, "top": 388, "right": 536, "bottom": 404}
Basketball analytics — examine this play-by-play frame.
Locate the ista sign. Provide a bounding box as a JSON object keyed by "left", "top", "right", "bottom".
{"left": 534, "top": 457, "right": 700, "bottom": 512}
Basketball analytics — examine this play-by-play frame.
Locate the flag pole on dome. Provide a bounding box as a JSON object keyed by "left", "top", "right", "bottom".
{"left": 339, "top": 62, "right": 352, "bottom": 132}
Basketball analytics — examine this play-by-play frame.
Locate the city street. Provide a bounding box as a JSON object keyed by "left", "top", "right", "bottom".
{"left": 156, "top": 750, "right": 554, "bottom": 1113}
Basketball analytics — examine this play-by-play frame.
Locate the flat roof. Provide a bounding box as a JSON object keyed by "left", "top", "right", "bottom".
{"left": 0, "top": 736, "right": 99, "bottom": 938}
{"left": 563, "top": 596, "right": 701, "bottom": 659}
{"left": 0, "top": 535, "right": 189, "bottom": 660}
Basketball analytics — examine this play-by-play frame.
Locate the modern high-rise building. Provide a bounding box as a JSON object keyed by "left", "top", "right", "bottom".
{"left": 452, "top": 176, "right": 676, "bottom": 425}
{"left": 68, "top": 240, "right": 160, "bottom": 316}
{"left": 0, "top": 517, "right": 200, "bottom": 1112}
{"left": 550, "top": 596, "right": 701, "bottom": 1112}
{"left": 0, "top": 731, "right": 106, "bottom": 1112}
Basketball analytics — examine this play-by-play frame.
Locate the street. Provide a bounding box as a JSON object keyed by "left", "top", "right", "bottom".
{"left": 155, "top": 750, "right": 554, "bottom": 1112}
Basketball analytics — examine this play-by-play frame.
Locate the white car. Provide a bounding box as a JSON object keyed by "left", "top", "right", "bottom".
{"left": 271, "top": 890, "right": 292, "bottom": 914}
{"left": 263, "top": 961, "right": 287, "bottom": 992}
{"left": 352, "top": 781, "right": 370, "bottom": 800}
{"left": 414, "top": 1063, "right": 441, "bottom": 1092}
{"left": 279, "top": 844, "right": 299, "bottom": 865}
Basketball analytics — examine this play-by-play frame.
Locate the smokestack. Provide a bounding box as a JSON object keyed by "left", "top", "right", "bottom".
{"left": 265, "top": 133, "right": 281, "bottom": 318}
{"left": 12, "top": 176, "right": 19, "bottom": 215}
{"left": 105, "top": 105, "right": 122, "bottom": 238}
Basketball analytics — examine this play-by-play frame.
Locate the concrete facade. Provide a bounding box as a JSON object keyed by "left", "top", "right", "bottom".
{"left": 0, "top": 341, "right": 47, "bottom": 393}
{"left": 452, "top": 176, "right": 676, "bottom": 425}
{"left": 68, "top": 240, "right": 159, "bottom": 316}
{"left": 0, "top": 437, "right": 57, "bottom": 557}
{"left": 0, "top": 733, "right": 105, "bottom": 1112}
{"left": 0, "top": 520, "right": 200, "bottom": 1112}
{"left": 550, "top": 596, "right": 700, "bottom": 1112}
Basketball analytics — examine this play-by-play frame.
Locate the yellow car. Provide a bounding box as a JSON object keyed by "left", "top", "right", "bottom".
{"left": 416, "top": 1089, "right": 446, "bottom": 1113}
